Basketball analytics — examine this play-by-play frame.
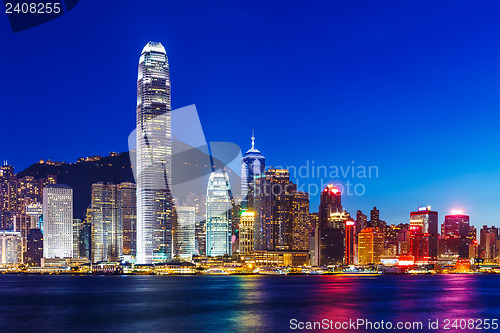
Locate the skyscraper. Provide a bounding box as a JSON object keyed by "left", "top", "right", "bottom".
{"left": 173, "top": 206, "right": 196, "bottom": 260}
{"left": 409, "top": 206, "right": 438, "bottom": 264}
{"left": 317, "top": 185, "right": 350, "bottom": 265}
{"left": 369, "top": 207, "right": 379, "bottom": 228}
{"left": 253, "top": 168, "right": 309, "bottom": 252}
{"left": 241, "top": 133, "right": 265, "bottom": 209}
{"left": 442, "top": 210, "right": 470, "bottom": 258}
{"left": 206, "top": 170, "right": 232, "bottom": 257}
{"left": 42, "top": 184, "right": 73, "bottom": 259}
{"left": 239, "top": 210, "right": 255, "bottom": 255}
{"left": 136, "top": 41, "right": 173, "bottom": 264}
{"left": 90, "top": 183, "right": 120, "bottom": 262}
{"left": 318, "top": 184, "right": 342, "bottom": 228}
{"left": 254, "top": 169, "right": 292, "bottom": 251}
{"left": 358, "top": 227, "right": 384, "bottom": 265}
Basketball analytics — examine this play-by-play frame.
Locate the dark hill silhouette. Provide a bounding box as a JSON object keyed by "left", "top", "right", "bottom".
{"left": 17, "top": 152, "right": 134, "bottom": 220}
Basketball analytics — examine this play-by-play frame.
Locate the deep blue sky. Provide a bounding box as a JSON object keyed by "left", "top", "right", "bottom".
{"left": 1, "top": 1, "right": 500, "bottom": 227}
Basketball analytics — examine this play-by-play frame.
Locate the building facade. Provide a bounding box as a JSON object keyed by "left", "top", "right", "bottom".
{"left": 42, "top": 184, "right": 73, "bottom": 259}
{"left": 409, "top": 206, "right": 438, "bottom": 264}
{"left": 241, "top": 133, "right": 265, "bottom": 210}
{"left": 206, "top": 170, "right": 232, "bottom": 257}
{"left": 173, "top": 206, "right": 196, "bottom": 260}
{"left": 136, "top": 41, "right": 173, "bottom": 264}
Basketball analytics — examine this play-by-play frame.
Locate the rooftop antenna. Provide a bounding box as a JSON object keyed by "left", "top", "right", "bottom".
{"left": 251, "top": 129, "right": 255, "bottom": 150}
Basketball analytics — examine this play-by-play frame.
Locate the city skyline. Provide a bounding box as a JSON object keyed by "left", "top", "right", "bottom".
{"left": 2, "top": 1, "right": 500, "bottom": 228}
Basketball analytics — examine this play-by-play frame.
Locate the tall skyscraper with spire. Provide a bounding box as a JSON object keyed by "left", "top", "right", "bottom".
{"left": 241, "top": 132, "right": 265, "bottom": 209}
{"left": 136, "top": 41, "right": 173, "bottom": 264}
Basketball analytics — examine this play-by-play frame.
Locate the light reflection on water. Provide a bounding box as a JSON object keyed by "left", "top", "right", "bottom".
{"left": 0, "top": 275, "right": 498, "bottom": 332}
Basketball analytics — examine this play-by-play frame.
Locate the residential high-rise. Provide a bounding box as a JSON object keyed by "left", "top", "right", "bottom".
{"left": 173, "top": 207, "right": 196, "bottom": 260}
{"left": 241, "top": 133, "right": 265, "bottom": 209}
{"left": 358, "top": 227, "right": 385, "bottom": 265}
{"left": 136, "top": 41, "right": 172, "bottom": 264}
{"left": 206, "top": 170, "right": 232, "bottom": 257}
{"left": 118, "top": 182, "right": 136, "bottom": 259}
{"left": 42, "top": 184, "right": 73, "bottom": 259}
{"left": 409, "top": 206, "right": 438, "bottom": 264}
{"left": 239, "top": 210, "right": 255, "bottom": 255}
{"left": 442, "top": 211, "right": 470, "bottom": 258}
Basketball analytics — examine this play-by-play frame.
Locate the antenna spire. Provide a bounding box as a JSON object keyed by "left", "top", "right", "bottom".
{"left": 251, "top": 130, "right": 255, "bottom": 150}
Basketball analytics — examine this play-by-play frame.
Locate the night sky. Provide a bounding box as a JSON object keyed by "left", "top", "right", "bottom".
{"left": 1, "top": 1, "right": 500, "bottom": 227}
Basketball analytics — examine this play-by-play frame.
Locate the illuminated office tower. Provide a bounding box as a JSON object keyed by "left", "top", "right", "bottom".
{"left": 0, "top": 164, "right": 16, "bottom": 230}
{"left": 409, "top": 206, "right": 438, "bottom": 264}
{"left": 369, "top": 207, "right": 379, "bottom": 228}
{"left": 345, "top": 219, "right": 355, "bottom": 265}
{"left": 479, "top": 226, "right": 498, "bottom": 259}
{"left": 291, "top": 191, "right": 310, "bottom": 251}
{"left": 173, "top": 207, "right": 196, "bottom": 260}
{"left": 118, "top": 182, "right": 136, "bottom": 259}
{"left": 319, "top": 210, "right": 351, "bottom": 265}
{"left": 239, "top": 210, "right": 255, "bottom": 254}
{"left": 442, "top": 210, "right": 470, "bottom": 258}
{"left": 0, "top": 231, "right": 22, "bottom": 264}
{"left": 241, "top": 133, "right": 265, "bottom": 209}
{"left": 355, "top": 210, "right": 367, "bottom": 234}
{"left": 91, "top": 183, "right": 122, "bottom": 262}
{"left": 136, "top": 41, "right": 172, "bottom": 264}
{"left": 206, "top": 170, "right": 232, "bottom": 256}
{"left": 358, "top": 227, "right": 384, "bottom": 265}
{"left": 43, "top": 184, "right": 73, "bottom": 259}
{"left": 79, "top": 207, "right": 92, "bottom": 260}
{"left": 318, "top": 184, "right": 342, "bottom": 228}
{"left": 254, "top": 169, "right": 293, "bottom": 251}
{"left": 73, "top": 219, "right": 81, "bottom": 258}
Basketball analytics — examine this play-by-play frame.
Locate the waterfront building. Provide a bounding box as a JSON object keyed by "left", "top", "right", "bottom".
{"left": 0, "top": 230, "right": 22, "bottom": 264}
{"left": 24, "top": 228, "right": 43, "bottom": 266}
{"left": 173, "top": 206, "right": 196, "bottom": 260}
{"left": 43, "top": 184, "right": 73, "bottom": 259}
{"left": 253, "top": 168, "right": 309, "bottom": 252}
{"left": 239, "top": 210, "right": 255, "bottom": 254}
{"left": 358, "top": 227, "right": 385, "bottom": 265}
{"left": 369, "top": 207, "right": 380, "bottom": 228}
{"left": 409, "top": 206, "right": 439, "bottom": 264}
{"left": 136, "top": 41, "right": 173, "bottom": 264}
{"left": 91, "top": 183, "right": 120, "bottom": 262}
{"left": 73, "top": 219, "right": 81, "bottom": 258}
{"left": 206, "top": 170, "right": 232, "bottom": 257}
{"left": 442, "top": 211, "right": 470, "bottom": 258}
{"left": 118, "top": 182, "right": 136, "bottom": 258}
{"left": 240, "top": 133, "right": 265, "bottom": 210}
{"left": 479, "top": 226, "right": 498, "bottom": 259}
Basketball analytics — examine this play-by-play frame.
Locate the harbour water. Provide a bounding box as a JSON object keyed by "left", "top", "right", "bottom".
{"left": 0, "top": 274, "right": 499, "bottom": 332}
